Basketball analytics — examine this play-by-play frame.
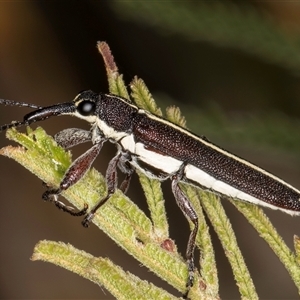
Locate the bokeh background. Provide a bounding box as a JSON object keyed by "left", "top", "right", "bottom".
{"left": 1, "top": 1, "right": 300, "bottom": 299}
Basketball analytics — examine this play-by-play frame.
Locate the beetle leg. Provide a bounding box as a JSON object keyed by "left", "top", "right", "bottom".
{"left": 171, "top": 165, "right": 198, "bottom": 297}
{"left": 82, "top": 151, "right": 133, "bottom": 227}
{"left": 54, "top": 128, "right": 92, "bottom": 149}
{"left": 117, "top": 151, "right": 134, "bottom": 194}
{"left": 42, "top": 139, "right": 105, "bottom": 216}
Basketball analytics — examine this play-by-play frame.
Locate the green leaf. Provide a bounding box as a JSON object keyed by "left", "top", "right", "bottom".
{"left": 1, "top": 126, "right": 200, "bottom": 298}
{"left": 32, "top": 240, "right": 178, "bottom": 300}
{"left": 232, "top": 201, "right": 300, "bottom": 292}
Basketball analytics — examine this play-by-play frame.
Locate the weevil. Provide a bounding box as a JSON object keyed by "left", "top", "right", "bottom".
{"left": 1, "top": 90, "right": 300, "bottom": 297}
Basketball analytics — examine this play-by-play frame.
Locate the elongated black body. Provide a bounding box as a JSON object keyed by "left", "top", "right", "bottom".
{"left": 1, "top": 90, "right": 300, "bottom": 297}
{"left": 80, "top": 91, "right": 300, "bottom": 215}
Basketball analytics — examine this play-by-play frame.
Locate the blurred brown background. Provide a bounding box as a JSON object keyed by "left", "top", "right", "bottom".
{"left": 1, "top": 1, "right": 300, "bottom": 299}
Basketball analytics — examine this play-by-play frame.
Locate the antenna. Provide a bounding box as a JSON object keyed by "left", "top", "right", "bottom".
{"left": 0, "top": 121, "right": 30, "bottom": 131}
{"left": 0, "top": 98, "right": 42, "bottom": 131}
{"left": 0, "top": 98, "right": 42, "bottom": 109}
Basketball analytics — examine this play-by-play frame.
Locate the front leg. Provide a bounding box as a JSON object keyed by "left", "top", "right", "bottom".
{"left": 42, "top": 139, "right": 106, "bottom": 216}
{"left": 54, "top": 128, "right": 92, "bottom": 149}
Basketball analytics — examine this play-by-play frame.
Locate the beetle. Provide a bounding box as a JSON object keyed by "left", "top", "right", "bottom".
{"left": 1, "top": 90, "right": 300, "bottom": 296}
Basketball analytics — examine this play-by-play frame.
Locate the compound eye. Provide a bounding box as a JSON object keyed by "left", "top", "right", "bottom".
{"left": 77, "top": 100, "right": 96, "bottom": 116}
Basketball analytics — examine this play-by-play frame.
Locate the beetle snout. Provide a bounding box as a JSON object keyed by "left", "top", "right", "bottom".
{"left": 24, "top": 102, "right": 76, "bottom": 124}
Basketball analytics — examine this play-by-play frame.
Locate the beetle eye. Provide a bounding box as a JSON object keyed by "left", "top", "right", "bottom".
{"left": 77, "top": 100, "right": 96, "bottom": 116}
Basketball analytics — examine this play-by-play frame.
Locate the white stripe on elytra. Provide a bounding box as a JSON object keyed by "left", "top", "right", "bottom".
{"left": 184, "top": 164, "right": 300, "bottom": 216}
{"left": 122, "top": 134, "right": 300, "bottom": 216}
{"left": 120, "top": 134, "right": 182, "bottom": 175}
{"left": 140, "top": 109, "right": 300, "bottom": 195}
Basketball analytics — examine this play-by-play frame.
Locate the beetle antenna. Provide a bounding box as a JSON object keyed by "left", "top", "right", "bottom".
{"left": 0, "top": 98, "right": 42, "bottom": 109}
{"left": 0, "top": 98, "right": 42, "bottom": 132}
{"left": 0, "top": 120, "right": 29, "bottom": 131}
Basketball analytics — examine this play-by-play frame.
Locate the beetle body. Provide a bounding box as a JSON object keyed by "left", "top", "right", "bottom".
{"left": 1, "top": 90, "right": 300, "bottom": 296}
